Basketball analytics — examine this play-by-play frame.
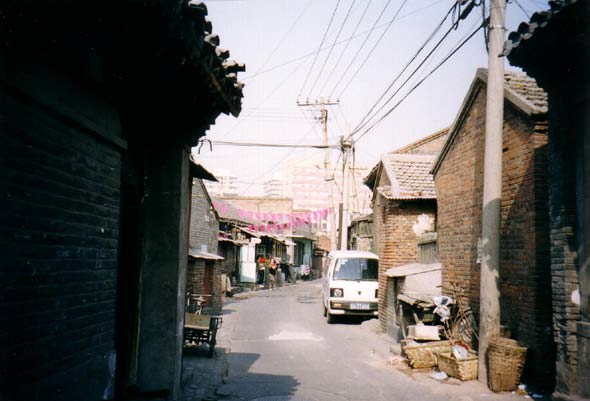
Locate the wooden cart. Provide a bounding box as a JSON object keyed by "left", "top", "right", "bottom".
{"left": 184, "top": 313, "right": 223, "bottom": 358}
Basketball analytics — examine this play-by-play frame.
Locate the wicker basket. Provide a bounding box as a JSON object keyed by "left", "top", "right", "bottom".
{"left": 488, "top": 337, "right": 527, "bottom": 392}
{"left": 436, "top": 350, "right": 478, "bottom": 381}
{"left": 401, "top": 340, "right": 451, "bottom": 369}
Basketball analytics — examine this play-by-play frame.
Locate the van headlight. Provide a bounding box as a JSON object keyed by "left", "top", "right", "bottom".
{"left": 331, "top": 288, "right": 343, "bottom": 297}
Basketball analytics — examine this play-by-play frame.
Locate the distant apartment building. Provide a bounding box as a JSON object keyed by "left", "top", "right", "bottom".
{"left": 263, "top": 177, "right": 287, "bottom": 198}
{"left": 278, "top": 158, "right": 372, "bottom": 237}
{"left": 205, "top": 170, "right": 239, "bottom": 197}
{"left": 283, "top": 159, "right": 371, "bottom": 213}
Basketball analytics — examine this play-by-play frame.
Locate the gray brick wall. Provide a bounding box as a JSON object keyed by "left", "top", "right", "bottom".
{"left": 188, "top": 179, "right": 222, "bottom": 314}
{"left": 1, "top": 91, "right": 121, "bottom": 399}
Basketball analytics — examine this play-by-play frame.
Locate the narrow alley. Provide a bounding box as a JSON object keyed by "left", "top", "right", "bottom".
{"left": 182, "top": 282, "right": 535, "bottom": 401}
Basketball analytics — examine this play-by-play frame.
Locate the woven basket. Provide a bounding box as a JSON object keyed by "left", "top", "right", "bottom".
{"left": 488, "top": 337, "right": 527, "bottom": 392}
{"left": 401, "top": 340, "right": 451, "bottom": 369}
{"left": 436, "top": 350, "right": 478, "bottom": 381}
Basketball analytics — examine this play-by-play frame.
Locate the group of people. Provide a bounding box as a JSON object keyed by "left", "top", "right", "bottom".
{"left": 256, "top": 255, "right": 284, "bottom": 291}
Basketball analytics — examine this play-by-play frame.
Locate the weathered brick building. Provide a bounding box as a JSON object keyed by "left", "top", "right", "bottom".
{"left": 431, "top": 69, "right": 554, "bottom": 389}
{"left": 0, "top": 1, "right": 243, "bottom": 399}
{"left": 347, "top": 214, "right": 373, "bottom": 251}
{"left": 364, "top": 128, "right": 448, "bottom": 333}
{"left": 188, "top": 174, "right": 224, "bottom": 315}
{"left": 505, "top": 1, "right": 590, "bottom": 397}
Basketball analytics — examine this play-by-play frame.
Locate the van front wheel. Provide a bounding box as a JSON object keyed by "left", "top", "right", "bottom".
{"left": 326, "top": 312, "right": 335, "bottom": 324}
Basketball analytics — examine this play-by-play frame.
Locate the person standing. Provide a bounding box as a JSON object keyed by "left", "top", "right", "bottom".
{"left": 268, "top": 258, "right": 277, "bottom": 291}
{"left": 257, "top": 255, "right": 266, "bottom": 286}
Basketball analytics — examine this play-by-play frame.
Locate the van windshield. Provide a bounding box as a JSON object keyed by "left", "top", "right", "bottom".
{"left": 333, "top": 258, "right": 378, "bottom": 281}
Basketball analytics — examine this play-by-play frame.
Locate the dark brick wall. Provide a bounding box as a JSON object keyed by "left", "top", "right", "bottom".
{"left": 545, "top": 92, "right": 583, "bottom": 395}
{"left": 1, "top": 91, "right": 121, "bottom": 400}
{"left": 434, "top": 86, "right": 554, "bottom": 389}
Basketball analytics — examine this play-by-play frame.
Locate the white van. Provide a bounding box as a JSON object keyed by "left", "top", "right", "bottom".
{"left": 322, "top": 250, "right": 379, "bottom": 323}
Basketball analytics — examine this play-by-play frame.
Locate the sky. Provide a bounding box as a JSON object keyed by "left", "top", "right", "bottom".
{"left": 193, "top": 0, "right": 549, "bottom": 196}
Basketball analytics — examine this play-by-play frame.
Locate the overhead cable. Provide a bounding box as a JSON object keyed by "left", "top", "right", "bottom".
{"left": 350, "top": 2, "right": 456, "bottom": 136}
{"left": 297, "top": 0, "right": 342, "bottom": 101}
{"left": 256, "top": 0, "right": 314, "bottom": 74}
{"left": 241, "top": 0, "right": 447, "bottom": 81}
{"left": 327, "top": 0, "right": 393, "bottom": 100}
{"left": 350, "top": 0, "right": 478, "bottom": 139}
{"left": 336, "top": 0, "right": 410, "bottom": 99}
{"left": 318, "top": 0, "right": 373, "bottom": 95}
{"left": 211, "top": 140, "right": 339, "bottom": 149}
{"left": 353, "top": 21, "right": 485, "bottom": 143}
{"left": 307, "top": 0, "right": 358, "bottom": 100}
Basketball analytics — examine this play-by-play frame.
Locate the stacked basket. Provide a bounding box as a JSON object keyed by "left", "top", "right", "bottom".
{"left": 488, "top": 337, "right": 527, "bottom": 391}
{"left": 436, "top": 349, "right": 478, "bottom": 381}
{"left": 401, "top": 340, "right": 451, "bottom": 368}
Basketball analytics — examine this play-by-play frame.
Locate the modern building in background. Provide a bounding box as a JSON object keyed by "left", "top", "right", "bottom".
{"left": 205, "top": 170, "right": 240, "bottom": 197}
{"left": 263, "top": 176, "right": 288, "bottom": 198}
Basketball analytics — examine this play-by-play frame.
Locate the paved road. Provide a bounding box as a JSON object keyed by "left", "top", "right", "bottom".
{"left": 208, "top": 281, "right": 528, "bottom": 401}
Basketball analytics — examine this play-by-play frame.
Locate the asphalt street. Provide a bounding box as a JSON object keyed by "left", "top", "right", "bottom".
{"left": 191, "top": 281, "right": 534, "bottom": 401}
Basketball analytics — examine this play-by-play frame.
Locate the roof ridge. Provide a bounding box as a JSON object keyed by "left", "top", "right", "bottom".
{"left": 392, "top": 127, "right": 450, "bottom": 154}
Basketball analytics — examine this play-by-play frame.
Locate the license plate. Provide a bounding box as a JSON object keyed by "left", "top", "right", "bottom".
{"left": 350, "top": 303, "right": 370, "bottom": 310}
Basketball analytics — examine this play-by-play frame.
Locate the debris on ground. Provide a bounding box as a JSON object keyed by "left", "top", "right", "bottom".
{"left": 431, "top": 371, "right": 448, "bottom": 381}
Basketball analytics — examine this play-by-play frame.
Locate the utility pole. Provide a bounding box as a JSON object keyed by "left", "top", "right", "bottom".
{"left": 339, "top": 137, "right": 352, "bottom": 250}
{"left": 297, "top": 98, "right": 339, "bottom": 251}
{"left": 479, "top": 0, "right": 506, "bottom": 384}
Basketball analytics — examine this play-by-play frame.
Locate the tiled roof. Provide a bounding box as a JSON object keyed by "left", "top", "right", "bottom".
{"left": 503, "top": 71, "right": 548, "bottom": 111}
{"left": 185, "top": 1, "right": 245, "bottom": 116}
{"left": 378, "top": 154, "right": 437, "bottom": 200}
{"left": 503, "top": 0, "right": 580, "bottom": 57}
{"left": 431, "top": 68, "right": 548, "bottom": 176}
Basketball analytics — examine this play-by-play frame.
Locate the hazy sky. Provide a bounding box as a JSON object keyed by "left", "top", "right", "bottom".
{"left": 193, "top": 0, "right": 548, "bottom": 196}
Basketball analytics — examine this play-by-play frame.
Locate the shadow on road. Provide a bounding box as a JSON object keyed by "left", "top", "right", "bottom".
{"left": 182, "top": 349, "right": 299, "bottom": 401}
{"left": 219, "top": 352, "right": 300, "bottom": 400}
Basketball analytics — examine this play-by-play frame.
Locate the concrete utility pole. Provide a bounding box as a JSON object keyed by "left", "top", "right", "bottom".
{"left": 478, "top": 0, "right": 506, "bottom": 384}
{"left": 297, "top": 98, "right": 339, "bottom": 251}
{"left": 339, "top": 138, "right": 352, "bottom": 250}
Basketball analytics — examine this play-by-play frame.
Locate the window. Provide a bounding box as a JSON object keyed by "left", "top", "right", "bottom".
{"left": 333, "top": 258, "right": 378, "bottom": 281}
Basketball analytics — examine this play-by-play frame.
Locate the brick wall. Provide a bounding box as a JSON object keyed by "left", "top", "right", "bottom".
{"left": 372, "top": 195, "right": 437, "bottom": 333}
{"left": 188, "top": 179, "right": 223, "bottom": 314}
{"left": 1, "top": 91, "right": 122, "bottom": 399}
{"left": 190, "top": 179, "right": 218, "bottom": 254}
{"left": 434, "top": 86, "right": 554, "bottom": 389}
{"left": 545, "top": 92, "right": 582, "bottom": 395}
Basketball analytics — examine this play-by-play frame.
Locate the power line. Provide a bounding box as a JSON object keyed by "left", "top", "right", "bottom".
{"left": 328, "top": 0, "right": 394, "bottom": 100}
{"left": 318, "top": 0, "right": 373, "bottom": 95}
{"left": 350, "top": 1, "right": 457, "bottom": 135}
{"left": 255, "top": 0, "right": 314, "bottom": 75}
{"left": 353, "top": 21, "right": 485, "bottom": 143}
{"left": 211, "top": 140, "right": 339, "bottom": 149}
{"left": 241, "top": 0, "right": 447, "bottom": 81}
{"left": 297, "top": 0, "right": 342, "bottom": 101}
{"left": 307, "top": 0, "right": 357, "bottom": 100}
{"left": 511, "top": 0, "right": 531, "bottom": 18}
{"left": 336, "top": 0, "right": 410, "bottom": 99}
{"left": 220, "top": 56, "right": 308, "bottom": 140}
{"left": 350, "top": 0, "right": 478, "bottom": 139}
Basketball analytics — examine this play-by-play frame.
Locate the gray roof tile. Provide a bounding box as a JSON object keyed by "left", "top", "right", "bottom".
{"left": 378, "top": 154, "right": 437, "bottom": 200}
